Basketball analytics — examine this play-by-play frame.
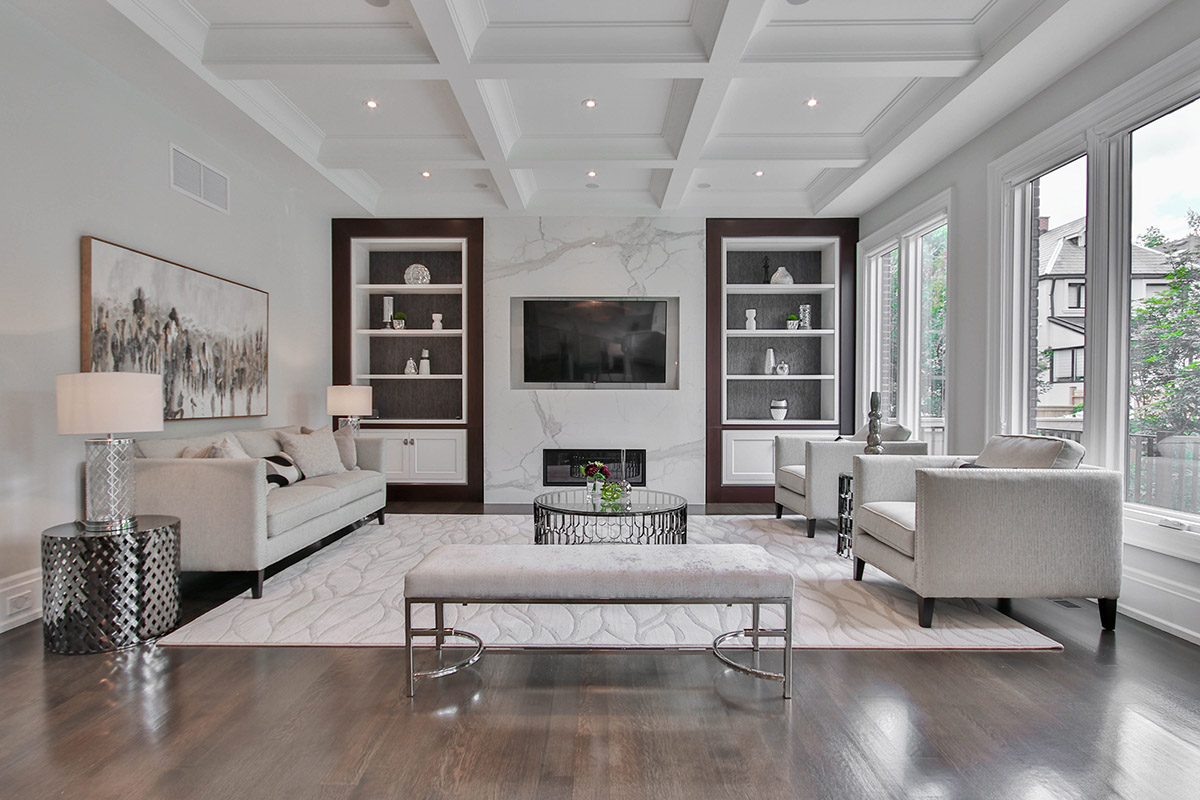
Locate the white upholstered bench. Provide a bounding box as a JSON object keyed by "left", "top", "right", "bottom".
{"left": 403, "top": 543, "right": 795, "bottom": 698}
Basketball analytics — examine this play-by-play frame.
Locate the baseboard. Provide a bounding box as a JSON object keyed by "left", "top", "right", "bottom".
{"left": 1118, "top": 565, "right": 1200, "bottom": 647}
{"left": 0, "top": 569, "right": 41, "bottom": 634}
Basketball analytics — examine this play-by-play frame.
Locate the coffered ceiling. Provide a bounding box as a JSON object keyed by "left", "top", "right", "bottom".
{"left": 102, "top": 0, "right": 1171, "bottom": 217}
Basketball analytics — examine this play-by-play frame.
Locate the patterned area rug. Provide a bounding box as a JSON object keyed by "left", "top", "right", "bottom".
{"left": 158, "top": 515, "right": 1061, "bottom": 650}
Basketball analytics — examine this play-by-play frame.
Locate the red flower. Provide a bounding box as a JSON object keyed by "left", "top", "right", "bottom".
{"left": 584, "top": 461, "right": 610, "bottom": 480}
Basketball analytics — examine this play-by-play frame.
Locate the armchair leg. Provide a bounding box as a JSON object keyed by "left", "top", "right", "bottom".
{"left": 917, "top": 597, "right": 935, "bottom": 628}
{"left": 251, "top": 569, "right": 265, "bottom": 599}
{"left": 375, "top": 508, "right": 386, "bottom": 525}
{"left": 775, "top": 503, "right": 783, "bottom": 519}
{"left": 806, "top": 517, "right": 816, "bottom": 538}
{"left": 853, "top": 557, "right": 865, "bottom": 581}
{"left": 1098, "top": 598, "right": 1118, "bottom": 630}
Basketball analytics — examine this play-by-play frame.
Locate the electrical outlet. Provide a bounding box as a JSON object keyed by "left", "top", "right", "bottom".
{"left": 7, "top": 591, "right": 32, "bottom": 616}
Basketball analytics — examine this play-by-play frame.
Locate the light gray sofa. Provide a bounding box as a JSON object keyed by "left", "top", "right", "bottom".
{"left": 775, "top": 425, "right": 927, "bottom": 537}
{"left": 851, "top": 435, "right": 1123, "bottom": 628}
{"left": 133, "top": 426, "right": 386, "bottom": 597}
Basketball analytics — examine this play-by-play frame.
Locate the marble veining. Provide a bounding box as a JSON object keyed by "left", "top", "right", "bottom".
{"left": 483, "top": 217, "right": 707, "bottom": 503}
{"left": 159, "top": 515, "right": 1061, "bottom": 651}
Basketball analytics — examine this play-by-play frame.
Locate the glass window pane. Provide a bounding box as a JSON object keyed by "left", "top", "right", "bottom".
{"left": 1029, "top": 156, "right": 1087, "bottom": 440}
{"left": 919, "top": 224, "right": 947, "bottom": 453}
{"left": 1128, "top": 98, "right": 1200, "bottom": 514}
{"left": 878, "top": 248, "right": 900, "bottom": 422}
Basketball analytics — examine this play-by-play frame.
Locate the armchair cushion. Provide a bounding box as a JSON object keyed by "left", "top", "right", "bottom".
{"left": 974, "top": 434, "right": 1085, "bottom": 469}
{"left": 849, "top": 422, "right": 913, "bottom": 442}
{"left": 857, "top": 501, "right": 917, "bottom": 557}
{"left": 776, "top": 465, "right": 807, "bottom": 496}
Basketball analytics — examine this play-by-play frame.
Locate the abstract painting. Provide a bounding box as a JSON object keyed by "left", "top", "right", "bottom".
{"left": 81, "top": 237, "right": 268, "bottom": 420}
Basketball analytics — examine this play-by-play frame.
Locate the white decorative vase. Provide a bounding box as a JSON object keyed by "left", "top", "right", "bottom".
{"left": 769, "top": 266, "right": 794, "bottom": 285}
{"left": 431, "top": 313, "right": 443, "bottom": 331}
{"left": 770, "top": 399, "right": 788, "bottom": 420}
{"left": 763, "top": 347, "right": 776, "bottom": 375}
{"left": 382, "top": 296, "right": 394, "bottom": 328}
{"left": 745, "top": 309, "right": 757, "bottom": 331}
{"left": 786, "top": 319, "right": 800, "bottom": 330}
{"left": 418, "top": 349, "right": 431, "bottom": 375}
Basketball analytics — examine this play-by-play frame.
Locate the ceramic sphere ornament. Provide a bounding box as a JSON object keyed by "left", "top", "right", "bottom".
{"left": 404, "top": 263, "right": 431, "bottom": 285}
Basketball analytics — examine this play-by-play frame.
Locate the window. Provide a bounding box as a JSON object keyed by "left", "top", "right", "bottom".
{"left": 989, "top": 58, "right": 1200, "bottom": 529}
{"left": 1127, "top": 98, "right": 1200, "bottom": 515}
{"left": 860, "top": 191, "right": 951, "bottom": 455}
{"left": 1067, "top": 282, "right": 1085, "bottom": 309}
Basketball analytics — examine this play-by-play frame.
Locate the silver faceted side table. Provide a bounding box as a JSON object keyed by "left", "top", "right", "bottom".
{"left": 41, "top": 515, "right": 181, "bottom": 654}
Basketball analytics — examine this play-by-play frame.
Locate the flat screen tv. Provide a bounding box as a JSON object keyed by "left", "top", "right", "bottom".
{"left": 522, "top": 299, "right": 669, "bottom": 385}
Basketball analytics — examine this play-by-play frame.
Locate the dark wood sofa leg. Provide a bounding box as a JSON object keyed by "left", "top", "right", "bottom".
{"left": 997, "top": 598, "right": 1012, "bottom": 614}
{"left": 1098, "top": 598, "right": 1118, "bottom": 630}
{"left": 853, "top": 557, "right": 865, "bottom": 581}
{"left": 806, "top": 517, "right": 816, "bottom": 538}
{"left": 918, "top": 597, "right": 935, "bottom": 628}
{"left": 252, "top": 569, "right": 265, "bottom": 599}
{"left": 376, "top": 508, "right": 386, "bottom": 525}
{"left": 775, "top": 503, "right": 783, "bottom": 519}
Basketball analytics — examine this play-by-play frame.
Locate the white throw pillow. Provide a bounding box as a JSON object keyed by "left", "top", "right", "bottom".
{"left": 302, "top": 425, "right": 358, "bottom": 470}
{"left": 849, "top": 422, "right": 913, "bottom": 442}
{"left": 974, "top": 434, "right": 1085, "bottom": 469}
{"left": 263, "top": 452, "right": 304, "bottom": 489}
{"left": 278, "top": 426, "right": 346, "bottom": 478}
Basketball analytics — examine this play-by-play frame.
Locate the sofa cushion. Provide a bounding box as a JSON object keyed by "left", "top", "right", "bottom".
{"left": 234, "top": 426, "right": 303, "bottom": 459}
{"left": 279, "top": 426, "right": 346, "bottom": 478}
{"left": 974, "top": 434, "right": 1085, "bottom": 469}
{"left": 263, "top": 452, "right": 304, "bottom": 489}
{"left": 776, "top": 465, "right": 806, "bottom": 495}
{"left": 849, "top": 423, "right": 913, "bottom": 442}
{"left": 302, "top": 469, "right": 385, "bottom": 504}
{"left": 857, "top": 501, "right": 917, "bottom": 557}
{"left": 138, "top": 432, "right": 231, "bottom": 459}
{"left": 303, "top": 425, "right": 358, "bottom": 470}
{"left": 265, "top": 483, "right": 341, "bottom": 538}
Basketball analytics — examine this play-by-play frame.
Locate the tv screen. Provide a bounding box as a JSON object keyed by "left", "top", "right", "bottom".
{"left": 523, "top": 299, "right": 668, "bottom": 384}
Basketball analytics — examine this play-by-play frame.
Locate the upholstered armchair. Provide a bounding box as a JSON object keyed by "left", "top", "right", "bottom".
{"left": 774, "top": 426, "right": 928, "bottom": 537}
{"left": 851, "top": 435, "right": 1123, "bottom": 629}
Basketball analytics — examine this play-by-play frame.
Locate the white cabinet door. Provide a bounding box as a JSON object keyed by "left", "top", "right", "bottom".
{"left": 721, "top": 429, "right": 839, "bottom": 485}
{"left": 359, "top": 429, "right": 467, "bottom": 484}
{"left": 409, "top": 431, "right": 467, "bottom": 483}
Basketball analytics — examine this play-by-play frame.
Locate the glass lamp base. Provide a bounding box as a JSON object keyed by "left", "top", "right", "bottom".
{"left": 84, "top": 437, "right": 137, "bottom": 530}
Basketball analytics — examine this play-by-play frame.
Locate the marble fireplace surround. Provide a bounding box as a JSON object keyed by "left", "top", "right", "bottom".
{"left": 484, "top": 218, "right": 706, "bottom": 504}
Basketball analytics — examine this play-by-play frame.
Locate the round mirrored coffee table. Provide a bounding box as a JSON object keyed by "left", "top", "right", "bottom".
{"left": 533, "top": 489, "right": 687, "bottom": 544}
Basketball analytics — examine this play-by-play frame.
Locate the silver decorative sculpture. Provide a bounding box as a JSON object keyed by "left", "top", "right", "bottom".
{"left": 865, "top": 391, "right": 884, "bottom": 455}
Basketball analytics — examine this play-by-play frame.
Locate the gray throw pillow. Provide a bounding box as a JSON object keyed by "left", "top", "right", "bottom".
{"left": 974, "top": 434, "right": 1085, "bottom": 469}
{"left": 278, "top": 426, "right": 346, "bottom": 478}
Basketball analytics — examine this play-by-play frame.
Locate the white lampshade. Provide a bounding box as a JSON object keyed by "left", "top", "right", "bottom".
{"left": 57, "top": 372, "right": 164, "bottom": 435}
{"left": 327, "top": 384, "right": 373, "bottom": 417}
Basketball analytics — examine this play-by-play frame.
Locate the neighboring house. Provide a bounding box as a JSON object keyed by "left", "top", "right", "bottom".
{"left": 1035, "top": 217, "right": 1169, "bottom": 419}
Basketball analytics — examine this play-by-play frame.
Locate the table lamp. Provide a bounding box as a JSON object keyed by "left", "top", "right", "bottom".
{"left": 327, "top": 385, "right": 373, "bottom": 435}
{"left": 57, "top": 372, "right": 163, "bottom": 531}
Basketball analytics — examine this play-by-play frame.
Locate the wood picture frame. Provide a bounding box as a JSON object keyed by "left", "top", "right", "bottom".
{"left": 81, "top": 236, "right": 269, "bottom": 420}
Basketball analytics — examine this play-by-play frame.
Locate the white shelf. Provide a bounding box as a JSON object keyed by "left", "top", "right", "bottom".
{"left": 725, "top": 418, "right": 839, "bottom": 426}
{"left": 355, "top": 283, "right": 463, "bottom": 294}
{"left": 355, "top": 328, "right": 463, "bottom": 337}
{"left": 728, "top": 374, "right": 836, "bottom": 380}
{"left": 726, "top": 328, "right": 835, "bottom": 337}
{"left": 725, "top": 283, "right": 835, "bottom": 294}
{"left": 356, "top": 374, "right": 463, "bottom": 380}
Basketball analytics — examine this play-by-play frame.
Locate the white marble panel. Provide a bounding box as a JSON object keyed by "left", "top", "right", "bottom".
{"left": 483, "top": 217, "right": 707, "bottom": 502}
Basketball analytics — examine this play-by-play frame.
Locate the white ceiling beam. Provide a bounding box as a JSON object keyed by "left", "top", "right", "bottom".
{"left": 408, "top": 0, "right": 530, "bottom": 210}
{"left": 202, "top": 23, "right": 435, "bottom": 77}
{"left": 658, "top": 0, "right": 772, "bottom": 210}
{"left": 318, "top": 136, "right": 483, "bottom": 169}
{"left": 702, "top": 135, "right": 868, "bottom": 167}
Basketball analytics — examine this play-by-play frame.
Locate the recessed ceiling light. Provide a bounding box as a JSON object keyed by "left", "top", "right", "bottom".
{"left": 754, "top": 170, "right": 764, "bottom": 177}
{"left": 420, "top": 171, "right": 431, "bottom": 178}
{"left": 364, "top": 99, "right": 378, "bottom": 109}
{"left": 473, "top": 182, "right": 489, "bottom": 189}
{"left": 697, "top": 183, "right": 712, "bottom": 189}
{"left": 806, "top": 97, "right": 818, "bottom": 108}
{"left": 586, "top": 170, "right": 597, "bottom": 178}
{"left": 364, "top": 0, "right": 390, "bottom": 7}
{"left": 585, "top": 183, "right": 599, "bottom": 189}
{"left": 582, "top": 98, "right": 597, "bottom": 109}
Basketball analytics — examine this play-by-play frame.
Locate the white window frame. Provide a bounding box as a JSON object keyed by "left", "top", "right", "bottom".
{"left": 986, "top": 37, "right": 1200, "bottom": 561}
{"left": 858, "top": 189, "right": 953, "bottom": 443}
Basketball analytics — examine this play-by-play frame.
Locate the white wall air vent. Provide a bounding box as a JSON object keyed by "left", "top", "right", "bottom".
{"left": 170, "top": 143, "right": 230, "bottom": 214}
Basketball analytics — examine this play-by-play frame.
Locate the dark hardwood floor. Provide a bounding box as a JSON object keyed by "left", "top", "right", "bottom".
{"left": 3, "top": 507, "right": 1198, "bottom": 799}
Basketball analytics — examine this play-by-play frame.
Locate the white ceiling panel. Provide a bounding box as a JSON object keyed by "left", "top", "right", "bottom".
{"left": 96, "top": 0, "right": 1175, "bottom": 216}
{"left": 271, "top": 79, "right": 470, "bottom": 138}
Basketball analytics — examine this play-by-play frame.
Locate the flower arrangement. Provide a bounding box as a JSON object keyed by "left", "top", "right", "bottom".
{"left": 583, "top": 461, "right": 610, "bottom": 481}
